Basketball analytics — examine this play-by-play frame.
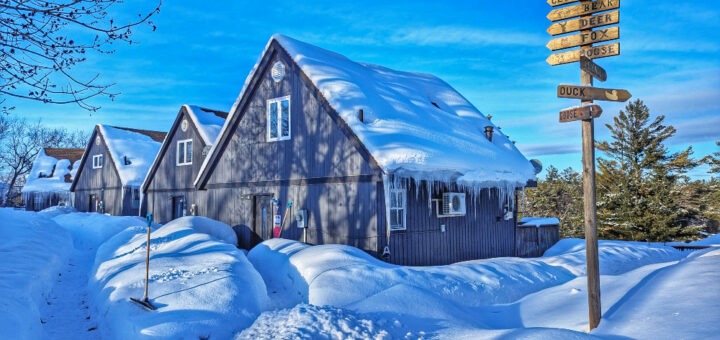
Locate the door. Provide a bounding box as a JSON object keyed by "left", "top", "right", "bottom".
{"left": 89, "top": 194, "right": 97, "bottom": 212}
{"left": 172, "top": 196, "right": 185, "bottom": 220}
{"left": 251, "top": 195, "right": 273, "bottom": 248}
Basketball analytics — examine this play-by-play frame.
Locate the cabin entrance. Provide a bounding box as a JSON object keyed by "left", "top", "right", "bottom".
{"left": 88, "top": 194, "right": 97, "bottom": 212}
{"left": 172, "top": 196, "right": 185, "bottom": 220}
{"left": 251, "top": 194, "right": 273, "bottom": 248}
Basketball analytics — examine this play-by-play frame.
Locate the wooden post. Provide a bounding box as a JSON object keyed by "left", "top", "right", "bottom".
{"left": 580, "top": 0, "right": 602, "bottom": 331}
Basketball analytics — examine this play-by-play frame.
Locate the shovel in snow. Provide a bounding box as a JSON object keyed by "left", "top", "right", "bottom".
{"left": 130, "top": 213, "right": 157, "bottom": 310}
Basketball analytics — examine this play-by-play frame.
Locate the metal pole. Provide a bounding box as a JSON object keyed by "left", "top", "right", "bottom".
{"left": 580, "top": 0, "right": 602, "bottom": 331}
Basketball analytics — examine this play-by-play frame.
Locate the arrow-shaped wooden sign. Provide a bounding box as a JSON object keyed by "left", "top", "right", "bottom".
{"left": 557, "top": 84, "right": 632, "bottom": 102}
{"left": 547, "top": 0, "right": 620, "bottom": 22}
{"left": 559, "top": 104, "right": 603, "bottom": 123}
{"left": 547, "top": 0, "right": 579, "bottom": 7}
{"left": 547, "top": 26, "right": 619, "bottom": 51}
{"left": 547, "top": 10, "right": 619, "bottom": 36}
{"left": 547, "top": 42, "right": 619, "bottom": 66}
{"left": 580, "top": 56, "right": 607, "bottom": 81}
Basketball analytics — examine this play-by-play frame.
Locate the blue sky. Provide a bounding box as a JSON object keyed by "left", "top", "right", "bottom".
{"left": 8, "top": 0, "right": 720, "bottom": 179}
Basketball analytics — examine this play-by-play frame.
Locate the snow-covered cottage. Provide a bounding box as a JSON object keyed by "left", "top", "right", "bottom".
{"left": 22, "top": 148, "right": 84, "bottom": 211}
{"left": 142, "top": 105, "right": 227, "bottom": 223}
{"left": 70, "top": 125, "right": 166, "bottom": 216}
{"left": 194, "top": 35, "right": 538, "bottom": 265}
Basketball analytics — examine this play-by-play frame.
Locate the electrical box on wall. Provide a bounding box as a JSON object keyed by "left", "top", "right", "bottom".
{"left": 296, "top": 209, "right": 307, "bottom": 228}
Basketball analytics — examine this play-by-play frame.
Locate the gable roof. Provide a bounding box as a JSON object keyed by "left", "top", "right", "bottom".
{"left": 100, "top": 125, "right": 166, "bottom": 187}
{"left": 185, "top": 105, "right": 228, "bottom": 145}
{"left": 141, "top": 105, "right": 227, "bottom": 193}
{"left": 22, "top": 147, "right": 85, "bottom": 193}
{"left": 198, "top": 34, "right": 535, "bottom": 189}
{"left": 71, "top": 125, "right": 166, "bottom": 190}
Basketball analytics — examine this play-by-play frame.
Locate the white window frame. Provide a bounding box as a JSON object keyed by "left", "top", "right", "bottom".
{"left": 92, "top": 154, "right": 103, "bottom": 169}
{"left": 176, "top": 139, "right": 193, "bottom": 166}
{"left": 267, "top": 95, "right": 291, "bottom": 142}
{"left": 389, "top": 188, "right": 407, "bottom": 231}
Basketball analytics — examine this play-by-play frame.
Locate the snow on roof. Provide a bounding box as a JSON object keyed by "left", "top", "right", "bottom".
{"left": 520, "top": 217, "right": 561, "bottom": 227}
{"left": 266, "top": 34, "right": 536, "bottom": 187}
{"left": 99, "top": 125, "right": 165, "bottom": 187}
{"left": 22, "top": 148, "right": 84, "bottom": 193}
{"left": 184, "top": 105, "right": 228, "bottom": 145}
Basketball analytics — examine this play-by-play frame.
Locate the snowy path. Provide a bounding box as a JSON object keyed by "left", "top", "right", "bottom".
{"left": 39, "top": 248, "right": 100, "bottom": 339}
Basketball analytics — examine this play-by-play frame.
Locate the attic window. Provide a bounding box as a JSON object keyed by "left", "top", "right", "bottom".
{"left": 92, "top": 154, "right": 104, "bottom": 169}
{"left": 267, "top": 96, "right": 291, "bottom": 142}
{"left": 431, "top": 101, "right": 440, "bottom": 109}
{"left": 176, "top": 139, "right": 193, "bottom": 166}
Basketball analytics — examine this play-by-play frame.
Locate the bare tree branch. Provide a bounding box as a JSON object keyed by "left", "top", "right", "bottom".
{"left": 0, "top": 0, "right": 162, "bottom": 112}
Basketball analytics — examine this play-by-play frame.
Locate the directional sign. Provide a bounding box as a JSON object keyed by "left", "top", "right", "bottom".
{"left": 580, "top": 56, "right": 607, "bottom": 81}
{"left": 547, "top": 10, "right": 619, "bottom": 36}
{"left": 557, "top": 84, "right": 632, "bottom": 102}
{"left": 547, "top": 0, "right": 620, "bottom": 22}
{"left": 547, "top": 26, "right": 619, "bottom": 51}
{"left": 547, "top": 42, "right": 619, "bottom": 66}
{"left": 547, "top": 0, "right": 579, "bottom": 6}
{"left": 559, "top": 105, "right": 603, "bottom": 123}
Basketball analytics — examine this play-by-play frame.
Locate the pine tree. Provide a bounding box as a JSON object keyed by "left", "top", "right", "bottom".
{"left": 596, "top": 99, "right": 700, "bottom": 241}
{"left": 524, "top": 166, "right": 584, "bottom": 237}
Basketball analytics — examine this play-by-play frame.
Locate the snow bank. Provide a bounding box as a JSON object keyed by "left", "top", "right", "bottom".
{"left": 543, "top": 238, "right": 684, "bottom": 276}
{"left": 520, "top": 217, "right": 560, "bottom": 227}
{"left": 690, "top": 233, "right": 720, "bottom": 246}
{"left": 38, "top": 205, "right": 77, "bottom": 219}
{"left": 162, "top": 216, "right": 237, "bottom": 245}
{"left": 0, "top": 208, "right": 73, "bottom": 339}
{"left": 245, "top": 237, "right": 686, "bottom": 337}
{"left": 89, "top": 217, "right": 268, "bottom": 339}
{"left": 52, "top": 212, "right": 149, "bottom": 250}
{"left": 594, "top": 247, "right": 720, "bottom": 338}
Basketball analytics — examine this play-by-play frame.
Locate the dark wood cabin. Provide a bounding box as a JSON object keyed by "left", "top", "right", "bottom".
{"left": 71, "top": 125, "right": 166, "bottom": 216}
{"left": 22, "top": 148, "right": 84, "bottom": 211}
{"left": 194, "top": 35, "right": 538, "bottom": 265}
{"left": 142, "top": 105, "right": 227, "bottom": 223}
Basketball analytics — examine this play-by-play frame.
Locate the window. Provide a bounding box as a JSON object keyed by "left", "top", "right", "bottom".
{"left": 92, "top": 154, "right": 103, "bottom": 169}
{"left": 389, "top": 189, "right": 406, "bottom": 231}
{"left": 267, "top": 96, "right": 291, "bottom": 141}
{"left": 176, "top": 139, "right": 193, "bottom": 166}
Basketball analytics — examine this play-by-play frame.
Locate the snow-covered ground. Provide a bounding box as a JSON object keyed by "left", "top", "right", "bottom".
{"left": 1, "top": 207, "right": 718, "bottom": 339}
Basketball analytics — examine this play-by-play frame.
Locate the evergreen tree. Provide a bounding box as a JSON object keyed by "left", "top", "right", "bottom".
{"left": 596, "top": 99, "right": 700, "bottom": 241}
{"left": 524, "top": 166, "right": 584, "bottom": 237}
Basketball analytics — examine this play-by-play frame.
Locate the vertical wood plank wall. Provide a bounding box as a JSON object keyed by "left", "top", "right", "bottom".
{"left": 73, "top": 129, "right": 124, "bottom": 215}
{"left": 387, "top": 182, "right": 516, "bottom": 266}
{"left": 145, "top": 109, "right": 210, "bottom": 223}
{"left": 515, "top": 224, "right": 560, "bottom": 258}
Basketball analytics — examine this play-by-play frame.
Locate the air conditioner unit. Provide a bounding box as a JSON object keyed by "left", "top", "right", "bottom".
{"left": 442, "top": 192, "right": 466, "bottom": 216}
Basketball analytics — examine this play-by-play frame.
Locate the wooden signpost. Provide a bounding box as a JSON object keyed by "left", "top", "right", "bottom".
{"left": 546, "top": 0, "right": 630, "bottom": 332}
{"left": 547, "top": 0, "right": 620, "bottom": 22}
{"left": 547, "top": 42, "right": 619, "bottom": 66}
{"left": 547, "top": 26, "right": 619, "bottom": 51}
{"left": 580, "top": 56, "right": 607, "bottom": 81}
{"left": 559, "top": 104, "right": 603, "bottom": 123}
{"left": 557, "top": 84, "right": 631, "bottom": 101}
{"left": 547, "top": 11, "right": 619, "bottom": 36}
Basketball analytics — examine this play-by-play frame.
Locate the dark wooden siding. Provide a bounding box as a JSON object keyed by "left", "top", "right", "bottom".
{"left": 203, "top": 45, "right": 381, "bottom": 253}
{"left": 387, "top": 181, "right": 516, "bottom": 266}
{"left": 516, "top": 224, "right": 560, "bottom": 258}
{"left": 145, "top": 110, "right": 209, "bottom": 223}
{"left": 73, "top": 130, "right": 124, "bottom": 215}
